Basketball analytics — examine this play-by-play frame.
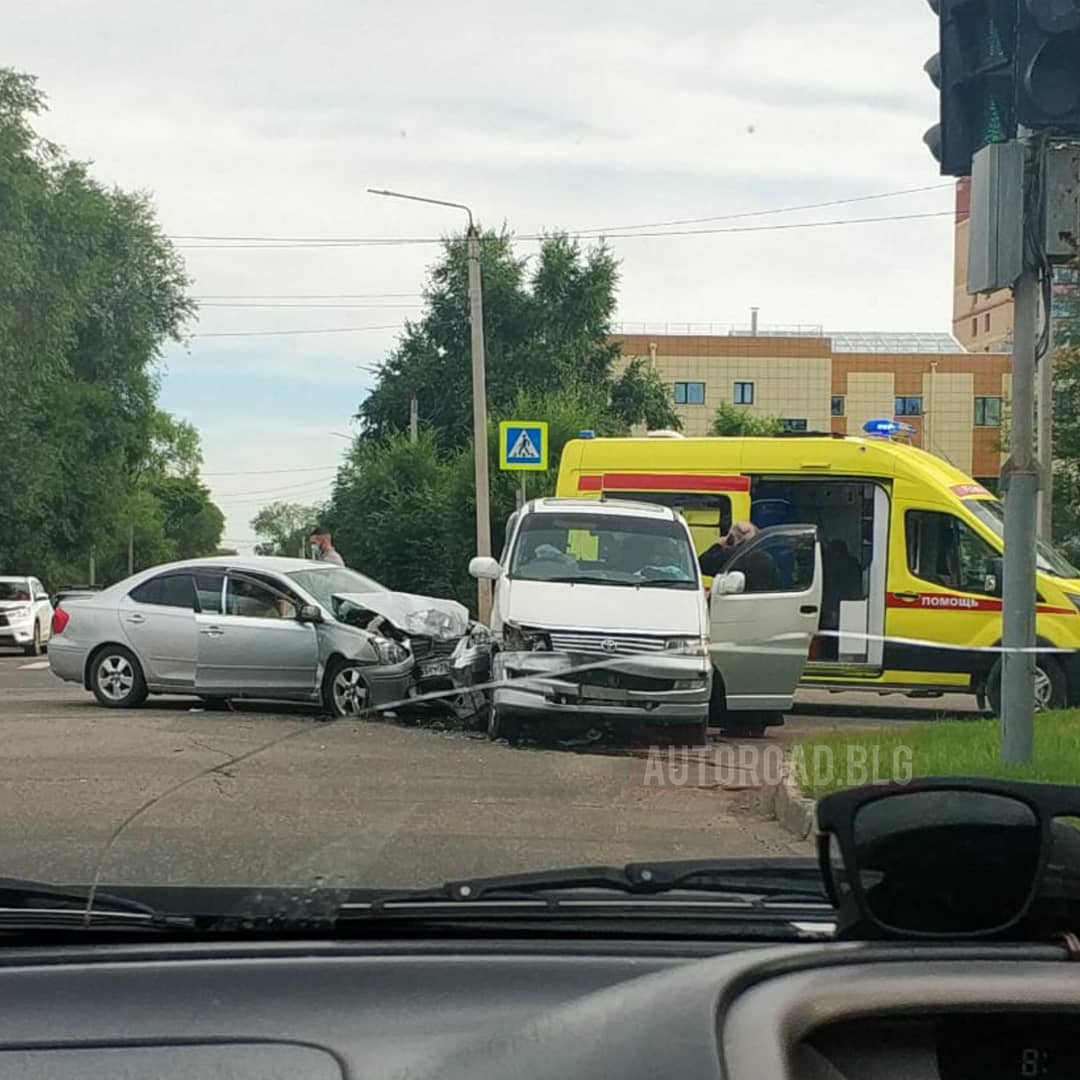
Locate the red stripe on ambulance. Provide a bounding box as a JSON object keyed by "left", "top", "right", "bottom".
{"left": 887, "top": 592, "right": 1075, "bottom": 616}
{"left": 577, "top": 473, "right": 751, "bottom": 493}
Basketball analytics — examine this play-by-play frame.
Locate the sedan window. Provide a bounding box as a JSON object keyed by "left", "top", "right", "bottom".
{"left": 194, "top": 573, "right": 224, "bottom": 614}
{"left": 226, "top": 577, "right": 298, "bottom": 619}
{"left": 129, "top": 574, "right": 196, "bottom": 609}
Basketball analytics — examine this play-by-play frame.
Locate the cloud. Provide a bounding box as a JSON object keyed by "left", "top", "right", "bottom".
{"left": 12, "top": 0, "right": 954, "bottom": 553}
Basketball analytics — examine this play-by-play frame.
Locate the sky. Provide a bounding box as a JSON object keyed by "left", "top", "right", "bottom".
{"left": 9, "top": 0, "right": 955, "bottom": 551}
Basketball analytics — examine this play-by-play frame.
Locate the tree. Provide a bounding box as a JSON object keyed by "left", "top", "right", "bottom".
{"left": 251, "top": 502, "right": 323, "bottom": 557}
{"left": 711, "top": 403, "right": 784, "bottom": 436}
{"left": 328, "top": 230, "right": 684, "bottom": 607}
{"left": 357, "top": 231, "right": 678, "bottom": 446}
{"left": 0, "top": 68, "right": 196, "bottom": 587}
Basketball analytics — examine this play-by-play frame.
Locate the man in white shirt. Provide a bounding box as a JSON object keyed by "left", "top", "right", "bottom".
{"left": 309, "top": 526, "right": 345, "bottom": 566}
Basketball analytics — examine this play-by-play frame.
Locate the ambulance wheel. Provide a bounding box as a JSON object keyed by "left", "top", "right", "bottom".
{"left": 986, "top": 655, "right": 1067, "bottom": 717}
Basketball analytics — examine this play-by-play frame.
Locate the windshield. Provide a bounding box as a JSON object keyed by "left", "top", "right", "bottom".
{"left": 287, "top": 567, "right": 388, "bottom": 613}
{"left": 964, "top": 500, "right": 1080, "bottom": 579}
{"left": 0, "top": 580, "right": 31, "bottom": 602}
{"left": 20, "top": 1, "right": 1080, "bottom": 940}
{"left": 509, "top": 512, "right": 699, "bottom": 589}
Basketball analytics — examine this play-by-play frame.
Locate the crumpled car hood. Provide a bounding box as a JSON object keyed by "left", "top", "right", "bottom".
{"left": 332, "top": 591, "right": 471, "bottom": 641}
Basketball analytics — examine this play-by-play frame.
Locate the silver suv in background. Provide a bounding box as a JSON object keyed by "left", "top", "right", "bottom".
{"left": 48, "top": 557, "right": 488, "bottom": 718}
{"left": 0, "top": 576, "right": 53, "bottom": 656}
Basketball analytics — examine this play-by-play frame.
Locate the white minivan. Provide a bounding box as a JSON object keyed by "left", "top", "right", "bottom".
{"left": 470, "top": 498, "right": 823, "bottom": 742}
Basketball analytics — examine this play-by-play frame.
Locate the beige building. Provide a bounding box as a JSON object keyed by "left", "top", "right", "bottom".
{"left": 613, "top": 330, "right": 1011, "bottom": 487}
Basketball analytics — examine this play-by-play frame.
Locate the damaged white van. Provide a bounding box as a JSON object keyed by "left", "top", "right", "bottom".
{"left": 469, "top": 498, "right": 713, "bottom": 743}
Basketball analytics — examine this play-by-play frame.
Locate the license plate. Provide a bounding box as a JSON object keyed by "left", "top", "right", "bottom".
{"left": 420, "top": 659, "right": 452, "bottom": 678}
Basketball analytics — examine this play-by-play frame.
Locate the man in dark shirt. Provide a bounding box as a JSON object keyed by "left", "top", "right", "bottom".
{"left": 699, "top": 521, "right": 757, "bottom": 578}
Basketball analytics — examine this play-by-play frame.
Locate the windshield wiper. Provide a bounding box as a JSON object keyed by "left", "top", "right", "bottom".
{"left": 345, "top": 859, "right": 830, "bottom": 913}
{"left": 635, "top": 578, "right": 696, "bottom": 589}
{"left": 0, "top": 876, "right": 194, "bottom": 930}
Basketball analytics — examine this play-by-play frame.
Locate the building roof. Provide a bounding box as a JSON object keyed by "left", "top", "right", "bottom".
{"left": 611, "top": 325, "right": 966, "bottom": 354}
{"left": 826, "top": 330, "right": 965, "bottom": 354}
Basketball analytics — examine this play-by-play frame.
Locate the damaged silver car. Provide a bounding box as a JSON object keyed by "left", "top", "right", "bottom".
{"left": 48, "top": 556, "right": 491, "bottom": 720}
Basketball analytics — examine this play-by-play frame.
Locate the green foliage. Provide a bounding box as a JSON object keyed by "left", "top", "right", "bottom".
{"left": 0, "top": 69, "right": 214, "bottom": 587}
{"left": 251, "top": 501, "right": 323, "bottom": 558}
{"left": 711, "top": 403, "right": 784, "bottom": 436}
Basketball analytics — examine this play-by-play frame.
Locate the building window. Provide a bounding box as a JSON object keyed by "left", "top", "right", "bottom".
{"left": 781, "top": 418, "right": 808, "bottom": 432}
{"left": 971, "top": 317, "right": 978, "bottom": 337}
{"left": 974, "top": 395, "right": 1002, "bottom": 427}
{"left": 673, "top": 381, "right": 705, "bottom": 405}
{"left": 831, "top": 395, "right": 845, "bottom": 417}
{"left": 733, "top": 381, "right": 754, "bottom": 405}
{"left": 895, "top": 396, "right": 923, "bottom": 416}
{"left": 985, "top": 312, "right": 991, "bottom": 332}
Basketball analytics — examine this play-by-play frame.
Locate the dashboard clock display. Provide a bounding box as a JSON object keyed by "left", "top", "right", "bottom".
{"left": 939, "top": 1016, "right": 1080, "bottom": 1080}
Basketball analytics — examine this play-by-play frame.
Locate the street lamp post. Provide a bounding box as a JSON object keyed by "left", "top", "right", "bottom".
{"left": 368, "top": 188, "right": 493, "bottom": 623}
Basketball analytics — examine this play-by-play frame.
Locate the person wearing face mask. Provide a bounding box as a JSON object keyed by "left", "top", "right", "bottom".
{"left": 698, "top": 521, "right": 757, "bottom": 578}
{"left": 308, "top": 525, "right": 345, "bottom": 566}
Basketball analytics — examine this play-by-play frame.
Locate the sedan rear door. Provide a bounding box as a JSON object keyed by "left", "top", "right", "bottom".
{"left": 119, "top": 572, "right": 199, "bottom": 689}
{"left": 194, "top": 571, "right": 319, "bottom": 698}
{"left": 708, "top": 524, "right": 822, "bottom": 710}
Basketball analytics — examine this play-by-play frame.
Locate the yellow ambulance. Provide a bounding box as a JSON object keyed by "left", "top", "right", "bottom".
{"left": 556, "top": 429, "right": 1080, "bottom": 715}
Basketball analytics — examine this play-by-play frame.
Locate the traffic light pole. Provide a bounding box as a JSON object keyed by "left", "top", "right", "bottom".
{"left": 1000, "top": 155, "right": 1041, "bottom": 762}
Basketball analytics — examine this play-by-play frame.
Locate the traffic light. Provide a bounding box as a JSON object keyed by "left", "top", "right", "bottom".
{"left": 924, "top": 0, "right": 1018, "bottom": 176}
{"left": 1015, "top": 0, "right": 1080, "bottom": 130}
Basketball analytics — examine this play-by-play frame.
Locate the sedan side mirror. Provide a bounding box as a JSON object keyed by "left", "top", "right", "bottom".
{"left": 298, "top": 604, "right": 323, "bottom": 623}
{"left": 469, "top": 556, "right": 502, "bottom": 581}
{"left": 711, "top": 570, "right": 746, "bottom": 597}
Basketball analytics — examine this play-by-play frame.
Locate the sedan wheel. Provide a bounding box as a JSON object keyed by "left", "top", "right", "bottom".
{"left": 90, "top": 646, "right": 148, "bottom": 708}
{"left": 325, "top": 661, "right": 370, "bottom": 718}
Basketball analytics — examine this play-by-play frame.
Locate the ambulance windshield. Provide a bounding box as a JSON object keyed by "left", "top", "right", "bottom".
{"left": 964, "top": 500, "right": 1080, "bottom": 579}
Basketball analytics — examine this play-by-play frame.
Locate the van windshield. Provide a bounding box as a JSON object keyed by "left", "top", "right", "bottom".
{"left": 963, "top": 499, "right": 1080, "bottom": 579}
{"left": 509, "top": 513, "right": 699, "bottom": 589}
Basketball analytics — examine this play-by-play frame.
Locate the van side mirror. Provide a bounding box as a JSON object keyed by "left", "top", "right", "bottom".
{"left": 711, "top": 570, "right": 746, "bottom": 597}
{"left": 985, "top": 557, "right": 1004, "bottom": 597}
{"left": 469, "top": 556, "right": 502, "bottom": 581}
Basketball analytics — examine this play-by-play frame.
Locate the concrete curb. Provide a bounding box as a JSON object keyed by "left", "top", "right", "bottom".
{"left": 769, "top": 766, "right": 817, "bottom": 841}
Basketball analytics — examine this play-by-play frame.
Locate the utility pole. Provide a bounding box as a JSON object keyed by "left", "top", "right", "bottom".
{"left": 368, "top": 188, "right": 493, "bottom": 622}
{"left": 127, "top": 519, "right": 135, "bottom": 577}
{"left": 1000, "top": 136, "right": 1040, "bottom": 762}
{"left": 1037, "top": 288, "right": 1054, "bottom": 539}
{"left": 88, "top": 548, "right": 95, "bottom": 587}
{"left": 409, "top": 396, "right": 419, "bottom": 444}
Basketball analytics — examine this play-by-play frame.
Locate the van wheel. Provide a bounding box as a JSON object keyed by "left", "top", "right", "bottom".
{"left": 488, "top": 707, "right": 520, "bottom": 744}
{"left": 986, "top": 655, "right": 1067, "bottom": 717}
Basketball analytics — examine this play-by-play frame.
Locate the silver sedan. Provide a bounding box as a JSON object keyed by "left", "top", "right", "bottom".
{"left": 47, "top": 557, "right": 417, "bottom": 718}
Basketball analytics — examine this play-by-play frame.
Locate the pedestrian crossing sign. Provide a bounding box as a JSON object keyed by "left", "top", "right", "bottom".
{"left": 499, "top": 420, "right": 548, "bottom": 472}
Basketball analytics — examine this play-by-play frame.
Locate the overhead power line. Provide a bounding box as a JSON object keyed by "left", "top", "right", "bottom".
{"left": 197, "top": 302, "right": 419, "bottom": 309}
{"left": 202, "top": 464, "right": 340, "bottom": 477}
{"left": 193, "top": 293, "right": 421, "bottom": 300}
{"left": 172, "top": 210, "right": 953, "bottom": 250}
{"left": 581, "top": 181, "right": 954, "bottom": 233}
{"left": 193, "top": 323, "right": 401, "bottom": 338}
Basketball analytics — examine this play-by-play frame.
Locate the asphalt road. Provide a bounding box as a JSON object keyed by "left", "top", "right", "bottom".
{"left": 0, "top": 647, "right": 977, "bottom": 890}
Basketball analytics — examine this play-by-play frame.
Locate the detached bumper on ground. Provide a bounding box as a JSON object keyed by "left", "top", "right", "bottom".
{"left": 493, "top": 650, "right": 711, "bottom": 725}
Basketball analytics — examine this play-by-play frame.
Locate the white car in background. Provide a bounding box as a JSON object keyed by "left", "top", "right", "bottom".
{"left": 0, "top": 576, "right": 53, "bottom": 656}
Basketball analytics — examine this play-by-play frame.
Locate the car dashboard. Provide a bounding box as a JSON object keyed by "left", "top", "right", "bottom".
{"left": 0, "top": 937, "right": 1076, "bottom": 1079}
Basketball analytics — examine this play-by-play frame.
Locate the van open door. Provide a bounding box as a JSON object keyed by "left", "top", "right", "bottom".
{"left": 709, "top": 524, "right": 822, "bottom": 712}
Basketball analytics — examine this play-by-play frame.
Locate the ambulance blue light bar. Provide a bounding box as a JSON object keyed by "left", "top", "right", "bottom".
{"left": 863, "top": 418, "right": 916, "bottom": 438}
{"left": 577, "top": 430, "right": 596, "bottom": 439}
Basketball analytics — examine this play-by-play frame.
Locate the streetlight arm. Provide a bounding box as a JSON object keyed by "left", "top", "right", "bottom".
{"left": 367, "top": 188, "right": 474, "bottom": 230}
